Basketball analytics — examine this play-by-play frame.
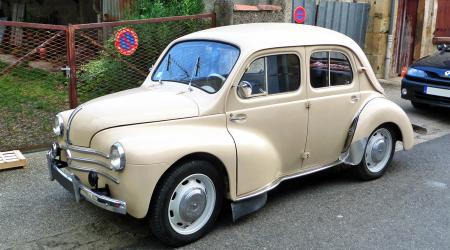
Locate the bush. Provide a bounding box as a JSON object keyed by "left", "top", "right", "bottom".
{"left": 77, "top": 0, "right": 205, "bottom": 102}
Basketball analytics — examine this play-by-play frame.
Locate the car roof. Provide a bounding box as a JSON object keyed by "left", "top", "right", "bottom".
{"left": 173, "top": 23, "right": 384, "bottom": 94}
{"left": 179, "top": 23, "right": 357, "bottom": 53}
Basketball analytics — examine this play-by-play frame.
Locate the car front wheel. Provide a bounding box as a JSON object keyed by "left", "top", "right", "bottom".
{"left": 355, "top": 126, "right": 396, "bottom": 180}
{"left": 148, "top": 160, "right": 224, "bottom": 247}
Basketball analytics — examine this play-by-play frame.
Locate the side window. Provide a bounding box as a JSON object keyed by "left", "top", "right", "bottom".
{"left": 241, "top": 57, "right": 266, "bottom": 95}
{"left": 239, "top": 54, "right": 300, "bottom": 98}
{"left": 310, "top": 51, "right": 353, "bottom": 88}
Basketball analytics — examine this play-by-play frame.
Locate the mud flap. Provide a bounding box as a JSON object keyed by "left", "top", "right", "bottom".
{"left": 231, "top": 193, "right": 267, "bottom": 222}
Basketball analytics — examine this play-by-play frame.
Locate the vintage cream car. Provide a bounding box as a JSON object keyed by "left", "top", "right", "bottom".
{"left": 48, "top": 23, "right": 414, "bottom": 246}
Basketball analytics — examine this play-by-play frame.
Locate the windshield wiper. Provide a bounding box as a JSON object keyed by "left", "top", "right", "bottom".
{"left": 159, "top": 54, "right": 171, "bottom": 85}
{"left": 188, "top": 56, "right": 200, "bottom": 92}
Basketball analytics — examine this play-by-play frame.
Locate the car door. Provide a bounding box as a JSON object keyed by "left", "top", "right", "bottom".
{"left": 303, "top": 46, "right": 361, "bottom": 169}
{"left": 226, "top": 48, "right": 309, "bottom": 196}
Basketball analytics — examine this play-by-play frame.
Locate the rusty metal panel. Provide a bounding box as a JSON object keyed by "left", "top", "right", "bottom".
{"left": 102, "top": 0, "right": 133, "bottom": 21}
{"left": 316, "top": 1, "right": 369, "bottom": 48}
{"left": 435, "top": 0, "right": 450, "bottom": 38}
{"left": 291, "top": 0, "right": 316, "bottom": 25}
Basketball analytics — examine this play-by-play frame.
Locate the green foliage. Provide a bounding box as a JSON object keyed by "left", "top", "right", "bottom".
{"left": 0, "top": 62, "right": 67, "bottom": 112}
{"left": 77, "top": 0, "right": 206, "bottom": 101}
{"left": 0, "top": 62, "right": 68, "bottom": 150}
{"left": 127, "top": 0, "right": 204, "bottom": 19}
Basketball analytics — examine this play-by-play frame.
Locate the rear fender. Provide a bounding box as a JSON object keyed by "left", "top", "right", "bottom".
{"left": 341, "top": 97, "right": 414, "bottom": 165}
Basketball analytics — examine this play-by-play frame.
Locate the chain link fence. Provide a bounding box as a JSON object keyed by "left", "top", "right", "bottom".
{"left": 0, "top": 13, "right": 215, "bottom": 152}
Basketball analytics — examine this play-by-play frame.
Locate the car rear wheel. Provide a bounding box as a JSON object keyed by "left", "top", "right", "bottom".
{"left": 355, "top": 126, "right": 396, "bottom": 180}
{"left": 148, "top": 160, "right": 224, "bottom": 247}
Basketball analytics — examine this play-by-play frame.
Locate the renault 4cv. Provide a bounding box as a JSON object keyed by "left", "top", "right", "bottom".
{"left": 48, "top": 23, "right": 414, "bottom": 246}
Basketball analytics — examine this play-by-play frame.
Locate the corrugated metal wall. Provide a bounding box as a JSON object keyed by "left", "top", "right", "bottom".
{"left": 316, "top": 1, "right": 369, "bottom": 48}
{"left": 292, "top": 0, "right": 370, "bottom": 48}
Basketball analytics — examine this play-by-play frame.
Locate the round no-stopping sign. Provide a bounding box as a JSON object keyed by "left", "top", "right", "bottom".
{"left": 114, "top": 27, "right": 139, "bottom": 56}
{"left": 293, "top": 6, "right": 307, "bottom": 24}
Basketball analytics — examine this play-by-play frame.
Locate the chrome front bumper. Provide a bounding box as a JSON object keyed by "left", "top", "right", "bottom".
{"left": 47, "top": 146, "right": 127, "bottom": 214}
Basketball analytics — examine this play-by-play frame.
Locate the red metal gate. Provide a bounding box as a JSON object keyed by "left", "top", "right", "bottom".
{"left": 0, "top": 13, "right": 215, "bottom": 151}
{"left": 434, "top": 0, "right": 450, "bottom": 44}
{"left": 393, "top": 0, "right": 419, "bottom": 75}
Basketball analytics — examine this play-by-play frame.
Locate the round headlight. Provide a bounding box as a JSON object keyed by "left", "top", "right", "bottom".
{"left": 110, "top": 142, "right": 126, "bottom": 171}
{"left": 53, "top": 114, "right": 64, "bottom": 136}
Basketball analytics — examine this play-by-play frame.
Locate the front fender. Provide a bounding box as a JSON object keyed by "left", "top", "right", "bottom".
{"left": 352, "top": 97, "right": 414, "bottom": 150}
{"left": 89, "top": 114, "right": 237, "bottom": 218}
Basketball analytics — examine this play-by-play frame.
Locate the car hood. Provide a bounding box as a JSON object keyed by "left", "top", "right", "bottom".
{"left": 413, "top": 51, "right": 450, "bottom": 70}
{"left": 67, "top": 87, "right": 199, "bottom": 147}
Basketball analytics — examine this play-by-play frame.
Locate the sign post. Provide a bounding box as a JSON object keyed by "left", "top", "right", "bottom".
{"left": 114, "top": 27, "right": 139, "bottom": 56}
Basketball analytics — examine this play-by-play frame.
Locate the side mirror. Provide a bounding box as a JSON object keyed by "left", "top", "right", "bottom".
{"left": 237, "top": 81, "right": 253, "bottom": 99}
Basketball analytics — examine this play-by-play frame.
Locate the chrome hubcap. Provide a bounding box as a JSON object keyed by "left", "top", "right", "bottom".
{"left": 365, "top": 128, "right": 393, "bottom": 173}
{"left": 179, "top": 188, "right": 207, "bottom": 223}
{"left": 371, "top": 139, "right": 386, "bottom": 163}
{"left": 168, "top": 174, "right": 216, "bottom": 235}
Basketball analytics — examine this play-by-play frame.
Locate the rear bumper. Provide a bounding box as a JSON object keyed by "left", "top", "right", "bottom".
{"left": 47, "top": 146, "right": 127, "bottom": 214}
{"left": 401, "top": 78, "right": 450, "bottom": 108}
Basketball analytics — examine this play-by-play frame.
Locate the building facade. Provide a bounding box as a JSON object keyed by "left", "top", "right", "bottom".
{"left": 212, "top": 0, "right": 449, "bottom": 78}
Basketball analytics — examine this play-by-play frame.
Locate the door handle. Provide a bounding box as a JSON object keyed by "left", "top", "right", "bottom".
{"left": 230, "top": 113, "right": 247, "bottom": 122}
{"left": 350, "top": 95, "right": 360, "bottom": 103}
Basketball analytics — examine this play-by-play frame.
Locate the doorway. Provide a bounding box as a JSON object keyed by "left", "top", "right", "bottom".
{"left": 393, "top": 0, "right": 419, "bottom": 75}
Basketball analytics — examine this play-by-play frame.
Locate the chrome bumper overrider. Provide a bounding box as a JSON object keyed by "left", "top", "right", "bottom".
{"left": 47, "top": 146, "right": 126, "bottom": 214}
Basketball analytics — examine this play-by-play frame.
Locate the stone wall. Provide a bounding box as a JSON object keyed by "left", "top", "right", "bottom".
{"left": 364, "top": 0, "right": 391, "bottom": 78}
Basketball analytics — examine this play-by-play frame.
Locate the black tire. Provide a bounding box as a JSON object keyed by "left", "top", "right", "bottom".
{"left": 411, "top": 101, "right": 428, "bottom": 109}
{"left": 355, "top": 125, "right": 396, "bottom": 181}
{"left": 148, "top": 160, "right": 224, "bottom": 247}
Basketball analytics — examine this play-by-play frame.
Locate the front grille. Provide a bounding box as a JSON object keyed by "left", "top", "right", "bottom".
{"left": 424, "top": 71, "right": 450, "bottom": 86}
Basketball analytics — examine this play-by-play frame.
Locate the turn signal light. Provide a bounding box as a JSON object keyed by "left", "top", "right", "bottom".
{"left": 401, "top": 66, "right": 408, "bottom": 77}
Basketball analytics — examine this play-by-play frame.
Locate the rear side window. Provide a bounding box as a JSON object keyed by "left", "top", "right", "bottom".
{"left": 240, "top": 54, "right": 300, "bottom": 97}
{"left": 310, "top": 51, "right": 353, "bottom": 88}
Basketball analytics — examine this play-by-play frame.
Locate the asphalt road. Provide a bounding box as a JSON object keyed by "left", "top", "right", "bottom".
{"left": 1, "top": 83, "right": 450, "bottom": 249}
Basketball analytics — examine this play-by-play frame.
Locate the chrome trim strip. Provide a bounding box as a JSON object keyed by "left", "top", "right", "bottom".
{"left": 67, "top": 165, "right": 120, "bottom": 184}
{"left": 66, "top": 106, "right": 83, "bottom": 145}
{"left": 68, "top": 156, "right": 112, "bottom": 170}
{"left": 236, "top": 160, "right": 342, "bottom": 201}
{"left": 61, "top": 144, "right": 109, "bottom": 159}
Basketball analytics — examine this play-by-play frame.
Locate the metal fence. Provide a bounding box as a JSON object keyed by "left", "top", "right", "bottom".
{"left": 0, "top": 13, "right": 215, "bottom": 152}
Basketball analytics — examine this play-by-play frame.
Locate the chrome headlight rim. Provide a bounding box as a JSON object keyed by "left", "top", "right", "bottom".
{"left": 110, "top": 142, "right": 126, "bottom": 171}
{"left": 53, "top": 114, "right": 64, "bottom": 136}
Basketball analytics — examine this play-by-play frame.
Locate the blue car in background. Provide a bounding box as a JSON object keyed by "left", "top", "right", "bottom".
{"left": 401, "top": 44, "right": 450, "bottom": 109}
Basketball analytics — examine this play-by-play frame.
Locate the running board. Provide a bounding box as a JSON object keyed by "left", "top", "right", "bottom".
{"left": 231, "top": 193, "right": 267, "bottom": 222}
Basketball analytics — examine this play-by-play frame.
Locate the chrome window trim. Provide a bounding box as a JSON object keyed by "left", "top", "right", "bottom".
{"left": 67, "top": 165, "right": 120, "bottom": 184}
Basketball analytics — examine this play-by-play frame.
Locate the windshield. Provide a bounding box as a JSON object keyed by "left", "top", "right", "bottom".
{"left": 152, "top": 41, "right": 240, "bottom": 93}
